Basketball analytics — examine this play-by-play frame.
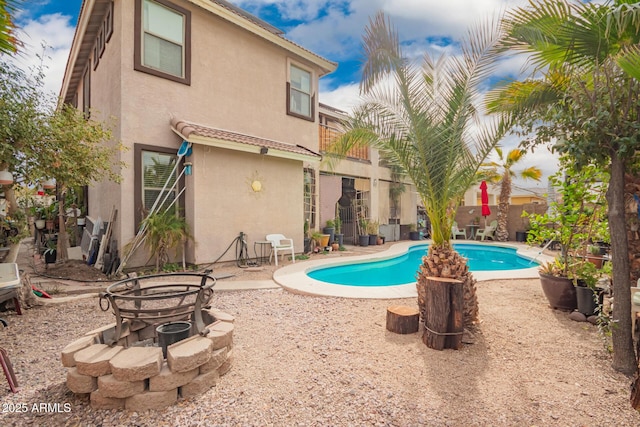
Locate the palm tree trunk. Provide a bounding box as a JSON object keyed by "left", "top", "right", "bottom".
{"left": 496, "top": 203, "right": 509, "bottom": 241}
{"left": 496, "top": 174, "right": 512, "bottom": 241}
{"left": 416, "top": 244, "right": 479, "bottom": 330}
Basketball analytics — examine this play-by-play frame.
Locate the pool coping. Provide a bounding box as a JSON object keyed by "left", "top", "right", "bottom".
{"left": 273, "top": 240, "right": 555, "bottom": 299}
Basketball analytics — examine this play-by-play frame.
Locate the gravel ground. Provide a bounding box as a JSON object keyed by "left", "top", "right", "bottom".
{"left": 1, "top": 275, "right": 640, "bottom": 426}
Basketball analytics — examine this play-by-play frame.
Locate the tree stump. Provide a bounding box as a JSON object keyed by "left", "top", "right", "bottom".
{"left": 386, "top": 305, "right": 419, "bottom": 334}
{"left": 422, "top": 276, "right": 464, "bottom": 350}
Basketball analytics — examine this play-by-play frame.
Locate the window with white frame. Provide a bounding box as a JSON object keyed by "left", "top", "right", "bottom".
{"left": 303, "top": 168, "right": 316, "bottom": 229}
{"left": 288, "top": 64, "right": 314, "bottom": 120}
{"left": 135, "top": 0, "right": 191, "bottom": 84}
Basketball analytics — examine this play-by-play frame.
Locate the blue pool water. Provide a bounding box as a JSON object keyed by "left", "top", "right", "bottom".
{"left": 307, "top": 244, "right": 536, "bottom": 287}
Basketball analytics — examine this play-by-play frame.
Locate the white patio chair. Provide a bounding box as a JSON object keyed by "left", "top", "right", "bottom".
{"left": 266, "top": 234, "right": 295, "bottom": 266}
{"left": 476, "top": 220, "right": 497, "bottom": 241}
{"left": 451, "top": 221, "right": 466, "bottom": 240}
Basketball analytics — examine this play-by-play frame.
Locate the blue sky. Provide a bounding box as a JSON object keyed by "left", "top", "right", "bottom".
{"left": 9, "top": 0, "right": 558, "bottom": 187}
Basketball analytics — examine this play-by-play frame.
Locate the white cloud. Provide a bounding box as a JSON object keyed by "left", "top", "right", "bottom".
{"left": 319, "top": 81, "right": 361, "bottom": 113}
{"left": 10, "top": 13, "right": 76, "bottom": 98}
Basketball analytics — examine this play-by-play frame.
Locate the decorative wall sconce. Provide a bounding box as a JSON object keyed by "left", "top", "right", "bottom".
{"left": 251, "top": 180, "right": 263, "bottom": 192}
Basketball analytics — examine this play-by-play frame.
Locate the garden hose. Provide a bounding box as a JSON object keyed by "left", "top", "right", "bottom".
{"left": 197, "top": 232, "right": 257, "bottom": 271}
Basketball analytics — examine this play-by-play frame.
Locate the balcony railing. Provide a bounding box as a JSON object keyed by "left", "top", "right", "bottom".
{"left": 319, "top": 124, "right": 369, "bottom": 161}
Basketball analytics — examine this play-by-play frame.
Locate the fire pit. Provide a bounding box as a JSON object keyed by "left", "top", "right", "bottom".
{"left": 98, "top": 271, "right": 216, "bottom": 346}
{"left": 60, "top": 271, "right": 235, "bottom": 411}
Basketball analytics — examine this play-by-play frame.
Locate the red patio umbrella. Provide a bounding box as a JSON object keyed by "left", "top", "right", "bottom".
{"left": 480, "top": 181, "right": 491, "bottom": 224}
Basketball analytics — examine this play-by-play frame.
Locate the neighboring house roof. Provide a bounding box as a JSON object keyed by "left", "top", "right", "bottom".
{"left": 60, "top": 0, "right": 337, "bottom": 104}
{"left": 171, "top": 118, "right": 322, "bottom": 162}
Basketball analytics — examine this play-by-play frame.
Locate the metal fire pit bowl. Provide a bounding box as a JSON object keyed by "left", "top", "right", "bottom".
{"left": 99, "top": 271, "right": 216, "bottom": 346}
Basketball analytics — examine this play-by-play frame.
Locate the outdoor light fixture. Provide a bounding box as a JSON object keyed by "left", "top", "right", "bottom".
{"left": 0, "top": 169, "right": 13, "bottom": 185}
{"left": 260, "top": 147, "right": 268, "bottom": 155}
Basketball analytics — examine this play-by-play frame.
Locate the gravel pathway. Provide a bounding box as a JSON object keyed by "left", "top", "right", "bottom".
{"left": 1, "top": 278, "right": 640, "bottom": 426}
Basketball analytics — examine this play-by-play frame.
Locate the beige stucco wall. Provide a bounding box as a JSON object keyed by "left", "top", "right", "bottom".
{"left": 74, "top": 0, "right": 326, "bottom": 267}
{"left": 187, "top": 145, "right": 304, "bottom": 263}
{"left": 81, "top": 0, "right": 124, "bottom": 251}
{"left": 319, "top": 175, "right": 342, "bottom": 227}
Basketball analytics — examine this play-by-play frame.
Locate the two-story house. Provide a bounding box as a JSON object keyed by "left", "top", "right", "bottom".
{"left": 60, "top": 0, "right": 336, "bottom": 267}
{"left": 317, "top": 103, "right": 419, "bottom": 243}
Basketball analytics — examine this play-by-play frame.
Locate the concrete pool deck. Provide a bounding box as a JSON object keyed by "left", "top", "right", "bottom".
{"left": 273, "top": 240, "right": 555, "bottom": 299}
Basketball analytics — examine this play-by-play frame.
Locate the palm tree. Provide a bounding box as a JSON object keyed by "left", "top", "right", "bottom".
{"left": 327, "top": 12, "right": 510, "bottom": 329}
{"left": 489, "top": 0, "right": 640, "bottom": 375}
{"left": 480, "top": 148, "right": 542, "bottom": 241}
{"left": 0, "top": 0, "right": 21, "bottom": 54}
{"left": 141, "top": 210, "right": 192, "bottom": 272}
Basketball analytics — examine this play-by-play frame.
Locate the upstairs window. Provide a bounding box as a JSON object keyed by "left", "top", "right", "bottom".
{"left": 287, "top": 64, "right": 314, "bottom": 120}
{"left": 135, "top": 0, "right": 191, "bottom": 85}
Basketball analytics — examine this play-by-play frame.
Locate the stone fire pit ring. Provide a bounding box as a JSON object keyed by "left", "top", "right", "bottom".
{"left": 98, "top": 271, "right": 216, "bottom": 346}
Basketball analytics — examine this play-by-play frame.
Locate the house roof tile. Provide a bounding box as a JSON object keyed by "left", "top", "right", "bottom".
{"left": 171, "top": 118, "right": 322, "bottom": 161}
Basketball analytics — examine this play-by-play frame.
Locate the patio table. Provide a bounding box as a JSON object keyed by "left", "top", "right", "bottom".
{"left": 466, "top": 224, "right": 480, "bottom": 240}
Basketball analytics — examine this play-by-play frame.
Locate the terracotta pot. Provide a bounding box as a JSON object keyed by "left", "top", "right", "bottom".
{"left": 586, "top": 255, "right": 604, "bottom": 269}
{"left": 331, "top": 242, "right": 340, "bottom": 251}
{"left": 539, "top": 273, "right": 577, "bottom": 311}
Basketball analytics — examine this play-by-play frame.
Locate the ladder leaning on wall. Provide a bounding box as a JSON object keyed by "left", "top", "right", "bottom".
{"left": 114, "top": 141, "right": 192, "bottom": 276}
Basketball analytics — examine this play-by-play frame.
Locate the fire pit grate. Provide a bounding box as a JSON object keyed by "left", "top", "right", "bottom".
{"left": 99, "top": 271, "right": 216, "bottom": 346}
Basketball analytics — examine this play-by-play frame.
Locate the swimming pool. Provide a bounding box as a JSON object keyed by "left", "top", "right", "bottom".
{"left": 307, "top": 243, "right": 537, "bottom": 287}
{"left": 273, "top": 241, "right": 550, "bottom": 299}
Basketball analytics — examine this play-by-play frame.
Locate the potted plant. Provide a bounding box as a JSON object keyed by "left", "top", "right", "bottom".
{"left": 323, "top": 219, "right": 335, "bottom": 245}
{"left": 367, "top": 220, "right": 379, "bottom": 245}
{"left": 526, "top": 163, "right": 607, "bottom": 311}
{"left": 358, "top": 218, "right": 370, "bottom": 246}
{"left": 310, "top": 231, "right": 323, "bottom": 253}
{"left": 33, "top": 206, "right": 46, "bottom": 230}
{"left": 333, "top": 216, "right": 344, "bottom": 246}
{"left": 43, "top": 238, "right": 57, "bottom": 264}
{"left": 586, "top": 244, "right": 605, "bottom": 269}
{"left": 573, "top": 259, "right": 605, "bottom": 316}
{"left": 536, "top": 257, "right": 578, "bottom": 311}
{"left": 409, "top": 223, "right": 421, "bottom": 241}
{"left": 43, "top": 201, "right": 58, "bottom": 231}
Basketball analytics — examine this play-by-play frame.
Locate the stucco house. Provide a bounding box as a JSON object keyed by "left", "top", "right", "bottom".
{"left": 317, "top": 104, "right": 419, "bottom": 243}
{"left": 59, "top": 0, "right": 336, "bottom": 267}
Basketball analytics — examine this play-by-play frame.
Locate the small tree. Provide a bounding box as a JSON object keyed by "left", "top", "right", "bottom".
{"left": 0, "top": 60, "right": 123, "bottom": 262}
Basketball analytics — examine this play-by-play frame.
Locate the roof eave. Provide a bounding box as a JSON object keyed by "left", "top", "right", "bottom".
{"left": 171, "top": 128, "right": 321, "bottom": 163}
